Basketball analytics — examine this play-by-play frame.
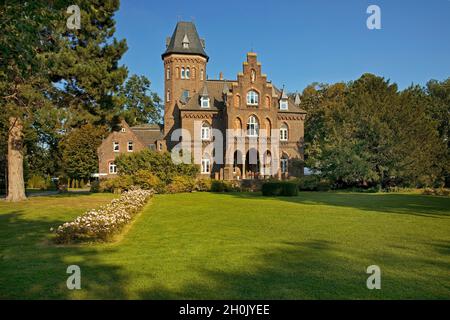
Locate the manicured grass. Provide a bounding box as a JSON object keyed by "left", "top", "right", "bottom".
{"left": 0, "top": 191, "right": 449, "bottom": 299}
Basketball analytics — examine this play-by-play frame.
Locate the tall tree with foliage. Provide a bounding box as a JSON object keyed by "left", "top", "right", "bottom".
{"left": 117, "top": 74, "right": 162, "bottom": 126}
{"left": 0, "top": 0, "right": 128, "bottom": 201}
{"left": 60, "top": 124, "right": 107, "bottom": 180}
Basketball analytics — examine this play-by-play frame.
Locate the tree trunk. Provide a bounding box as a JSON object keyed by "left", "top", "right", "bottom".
{"left": 6, "top": 117, "right": 26, "bottom": 202}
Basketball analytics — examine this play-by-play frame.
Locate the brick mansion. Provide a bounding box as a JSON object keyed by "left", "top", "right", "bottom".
{"left": 98, "top": 21, "right": 306, "bottom": 180}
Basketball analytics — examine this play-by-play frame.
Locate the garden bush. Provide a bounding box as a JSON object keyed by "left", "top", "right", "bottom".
{"left": 262, "top": 181, "right": 299, "bottom": 196}
{"left": 166, "top": 175, "right": 196, "bottom": 193}
{"left": 54, "top": 188, "right": 153, "bottom": 243}
{"left": 195, "top": 178, "right": 212, "bottom": 192}
{"left": 297, "top": 175, "right": 331, "bottom": 191}
{"left": 133, "top": 170, "right": 165, "bottom": 193}
{"left": 210, "top": 180, "right": 234, "bottom": 192}
{"left": 27, "top": 175, "right": 48, "bottom": 190}
{"left": 99, "top": 175, "right": 134, "bottom": 193}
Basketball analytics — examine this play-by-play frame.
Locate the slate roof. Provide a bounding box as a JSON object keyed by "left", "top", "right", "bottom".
{"left": 130, "top": 124, "right": 163, "bottom": 147}
{"left": 162, "top": 21, "right": 208, "bottom": 60}
{"left": 181, "top": 80, "right": 232, "bottom": 111}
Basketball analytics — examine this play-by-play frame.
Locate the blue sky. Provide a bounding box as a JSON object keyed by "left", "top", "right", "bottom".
{"left": 115, "top": 0, "right": 450, "bottom": 96}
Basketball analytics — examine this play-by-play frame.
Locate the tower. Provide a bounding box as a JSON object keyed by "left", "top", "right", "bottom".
{"left": 162, "top": 21, "right": 209, "bottom": 144}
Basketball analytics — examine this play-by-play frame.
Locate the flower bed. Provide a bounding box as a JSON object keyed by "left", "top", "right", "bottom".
{"left": 54, "top": 189, "right": 153, "bottom": 243}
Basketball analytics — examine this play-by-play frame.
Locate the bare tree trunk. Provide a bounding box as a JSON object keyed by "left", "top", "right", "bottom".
{"left": 6, "top": 117, "right": 26, "bottom": 202}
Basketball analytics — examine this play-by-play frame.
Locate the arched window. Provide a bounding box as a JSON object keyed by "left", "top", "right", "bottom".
{"left": 280, "top": 123, "right": 288, "bottom": 141}
{"left": 251, "top": 69, "right": 256, "bottom": 82}
{"left": 166, "top": 89, "right": 170, "bottom": 102}
{"left": 234, "top": 117, "right": 242, "bottom": 131}
{"left": 247, "top": 90, "right": 259, "bottom": 106}
{"left": 201, "top": 122, "right": 211, "bottom": 140}
{"left": 200, "top": 69, "right": 204, "bottom": 80}
{"left": 247, "top": 115, "right": 259, "bottom": 137}
{"left": 166, "top": 67, "right": 170, "bottom": 80}
{"left": 201, "top": 154, "right": 211, "bottom": 173}
{"left": 185, "top": 67, "right": 190, "bottom": 79}
{"left": 181, "top": 67, "right": 185, "bottom": 79}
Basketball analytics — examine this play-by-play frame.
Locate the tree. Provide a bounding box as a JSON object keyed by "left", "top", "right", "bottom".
{"left": 302, "top": 74, "right": 446, "bottom": 188}
{"left": 60, "top": 124, "right": 107, "bottom": 180}
{"left": 0, "top": 0, "right": 128, "bottom": 201}
{"left": 117, "top": 74, "right": 162, "bottom": 126}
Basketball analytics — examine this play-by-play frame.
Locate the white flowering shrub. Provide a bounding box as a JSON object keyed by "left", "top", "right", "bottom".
{"left": 54, "top": 188, "right": 153, "bottom": 243}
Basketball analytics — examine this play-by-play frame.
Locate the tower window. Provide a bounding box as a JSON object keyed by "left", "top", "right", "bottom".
{"left": 201, "top": 122, "right": 211, "bottom": 140}
{"left": 182, "top": 90, "right": 190, "bottom": 100}
{"left": 181, "top": 67, "right": 185, "bottom": 79}
{"left": 166, "top": 89, "right": 170, "bottom": 102}
{"left": 200, "top": 69, "right": 204, "bottom": 81}
{"left": 166, "top": 68, "right": 170, "bottom": 80}
{"left": 185, "top": 67, "right": 190, "bottom": 79}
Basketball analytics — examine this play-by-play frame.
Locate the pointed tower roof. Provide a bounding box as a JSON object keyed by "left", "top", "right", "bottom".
{"left": 162, "top": 21, "right": 208, "bottom": 60}
{"left": 281, "top": 88, "right": 288, "bottom": 100}
{"left": 294, "top": 93, "right": 301, "bottom": 106}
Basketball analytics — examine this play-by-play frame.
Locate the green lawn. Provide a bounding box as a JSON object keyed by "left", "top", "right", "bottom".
{"left": 0, "top": 191, "right": 449, "bottom": 299}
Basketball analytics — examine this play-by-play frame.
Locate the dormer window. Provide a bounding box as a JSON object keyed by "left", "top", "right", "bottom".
{"left": 121, "top": 128, "right": 126, "bottom": 133}
{"left": 200, "top": 96, "right": 210, "bottom": 108}
{"left": 279, "top": 100, "right": 288, "bottom": 110}
{"left": 182, "top": 34, "right": 190, "bottom": 49}
{"left": 246, "top": 90, "right": 259, "bottom": 106}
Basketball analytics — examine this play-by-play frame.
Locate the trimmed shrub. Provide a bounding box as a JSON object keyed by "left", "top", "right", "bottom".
{"left": 297, "top": 175, "right": 331, "bottom": 191}
{"left": 166, "top": 175, "right": 196, "bottom": 193}
{"left": 99, "top": 175, "right": 134, "bottom": 193}
{"left": 133, "top": 169, "right": 165, "bottom": 193}
{"left": 262, "top": 181, "right": 299, "bottom": 197}
{"left": 211, "top": 180, "right": 232, "bottom": 192}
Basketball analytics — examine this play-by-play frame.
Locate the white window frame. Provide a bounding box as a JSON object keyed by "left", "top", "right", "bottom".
{"left": 201, "top": 123, "right": 211, "bottom": 141}
{"left": 113, "top": 141, "right": 119, "bottom": 152}
{"left": 246, "top": 90, "right": 259, "bottom": 106}
{"left": 201, "top": 158, "right": 211, "bottom": 174}
{"left": 109, "top": 162, "right": 117, "bottom": 174}
{"left": 121, "top": 128, "right": 126, "bottom": 133}
{"left": 185, "top": 67, "right": 190, "bottom": 79}
{"left": 127, "top": 141, "right": 133, "bottom": 152}
{"left": 200, "top": 97, "right": 210, "bottom": 108}
{"left": 247, "top": 115, "right": 259, "bottom": 137}
{"left": 281, "top": 158, "right": 288, "bottom": 173}
{"left": 280, "top": 100, "right": 288, "bottom": 110}
{"left": 166, "top": 68, "right": 170, "bottom": 80}
{"left": 280, "top": 125, "right": 288, "bottom": 141}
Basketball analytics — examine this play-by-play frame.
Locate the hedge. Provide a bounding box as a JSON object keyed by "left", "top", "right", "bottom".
{"left": 261, "top": 181, "right": 299, "bottom": 196}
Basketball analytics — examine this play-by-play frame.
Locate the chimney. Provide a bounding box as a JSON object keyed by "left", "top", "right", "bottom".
{"left": 219, "top": 72, "right": 223, "bottom": 80}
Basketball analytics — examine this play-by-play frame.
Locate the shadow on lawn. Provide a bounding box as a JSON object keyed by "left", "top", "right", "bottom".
{"left": 0, "top": 210, "right": 130, "bottom": 299}
{"left": 218, "top": 192, "right": 450, "bottom": 219}
{"left": 134, "top": 239, "right": 449, "bottom": 299}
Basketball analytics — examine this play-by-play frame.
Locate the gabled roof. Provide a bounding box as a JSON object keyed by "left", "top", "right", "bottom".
{"left": 182, "top": 80, "right": 233, "bottom": 111}
{"left": 162, "top": 21, "right": 208, "bottom": 60}
{"left": 130, "top": 123, "right": 163, "bottom": 147}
